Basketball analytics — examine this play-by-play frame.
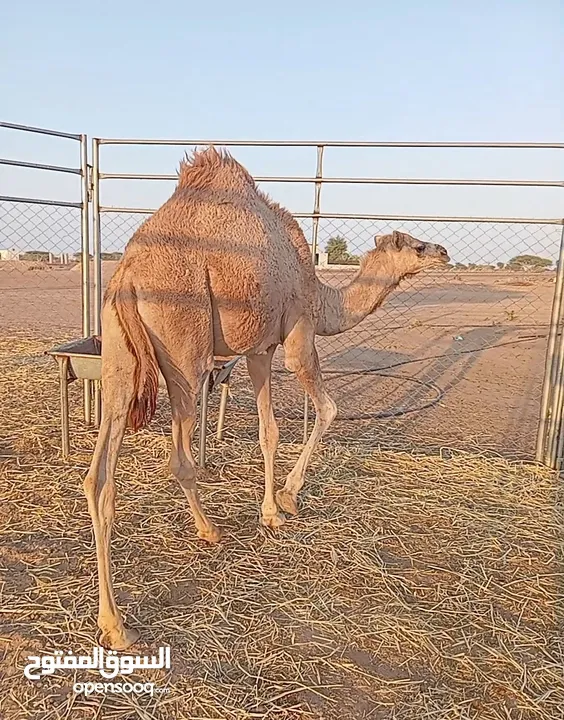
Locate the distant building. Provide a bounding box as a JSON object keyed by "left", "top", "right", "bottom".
{"left": 306, "top": 244, "right": 329, "bottom": 267}
{"left": 0, "top": 248, "right": 19, "bottom": 261}
{"left": 317, "top": 251, "right": 329, "bottom": 267}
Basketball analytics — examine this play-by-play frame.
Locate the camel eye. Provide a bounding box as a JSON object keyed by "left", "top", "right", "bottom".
{"left": 415, "top": 244, "right": 425, "bottom": 255}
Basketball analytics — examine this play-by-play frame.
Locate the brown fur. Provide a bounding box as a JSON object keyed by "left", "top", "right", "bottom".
{"left": 177, "top": 146, "right": 256, "bottom": 191}
{"left": 84, "top": 146, "right": 450, "bottom": 650}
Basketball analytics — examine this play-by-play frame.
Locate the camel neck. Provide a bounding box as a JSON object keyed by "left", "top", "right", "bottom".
{"left": 315, "top": 266, "right": 401, "bottom": 336}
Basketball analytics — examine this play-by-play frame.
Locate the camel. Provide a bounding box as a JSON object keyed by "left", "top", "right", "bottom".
{"left": 84, "top": 147, "right": 450, "bottom": 649}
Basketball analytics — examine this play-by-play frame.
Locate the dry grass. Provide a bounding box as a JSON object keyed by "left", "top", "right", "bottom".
{"left": 0, "top": 333, "right": 562, "bottom": 719}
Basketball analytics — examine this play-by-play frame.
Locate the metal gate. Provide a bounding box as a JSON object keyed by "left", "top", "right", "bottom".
{"left": 0, "top": 121, "right": 93, "bottom": 422}
{"left": 2, "top": 125, "right": 564, "bottom": 466}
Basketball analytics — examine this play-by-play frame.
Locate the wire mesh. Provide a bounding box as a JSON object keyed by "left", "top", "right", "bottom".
{"left": 98, "top": 210, "right": 560, "bottom": 458}
{"left": 259, "top": 219, "right": 559, "bottom": 458}
{"left": 0, "top": 200, "right": 83, "bottom": 336}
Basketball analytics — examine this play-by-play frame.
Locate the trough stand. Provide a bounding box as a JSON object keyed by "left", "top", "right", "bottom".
{"left": 46, "top": 336, "right": 241, "bottom": 467}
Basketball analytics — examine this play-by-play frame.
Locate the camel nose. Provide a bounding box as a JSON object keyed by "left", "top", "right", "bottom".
{"left": 435, "top": 244, "right": 449, "bottom": 261}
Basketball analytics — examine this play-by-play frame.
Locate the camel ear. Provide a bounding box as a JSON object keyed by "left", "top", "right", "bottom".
{"left": 374, "top": 234, "right": 385, "bottom": 248}
{"left": 391, "top": 230, "right": 404, "bottom": 249}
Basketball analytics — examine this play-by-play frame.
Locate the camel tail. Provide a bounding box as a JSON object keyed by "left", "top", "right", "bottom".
{"left": 108, "top": 279, "right": 159, "bottom": 431}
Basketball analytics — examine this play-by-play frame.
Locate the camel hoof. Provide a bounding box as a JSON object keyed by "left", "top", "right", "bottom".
{"left": 198, "top": 524, "right": 222, "bottom": 544}
{"left": 261, "top": 512, "right": 286, "bottom": 529}
{"left": 99, "top": 626, "right": 140, "bottom": 651}
{"left": 276, "top": 490, "right": 298, "bottom": 516}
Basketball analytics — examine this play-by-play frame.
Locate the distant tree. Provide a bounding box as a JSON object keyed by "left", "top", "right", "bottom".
{"left": 101, "top": 252, "right": 123, "bottom": 260}
{"left": 496, "top": 262, "right": 505, "bottom": 270}
{"left": 325, "top": 236, "right": 349, "bottom": 263}
{"left": 21, "top": 251, "right": 49, "bottom": 262}
{"left": 324, "top": 236, "right": 360, "bottom": 265}
{"left": 73, "top": 252, "right": 94, "bottom": 261}
{"left": 454, "top": 262, "right": 466, "bottom": 269}
{"left": 508, "top": 255, "right": 552, "bottom": 271}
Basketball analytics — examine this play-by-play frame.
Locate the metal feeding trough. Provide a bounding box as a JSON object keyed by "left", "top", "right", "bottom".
{"left": 46, "top": 336, "right": 241, "bottom": 467}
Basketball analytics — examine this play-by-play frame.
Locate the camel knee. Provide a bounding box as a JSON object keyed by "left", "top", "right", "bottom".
{"left": 259, "top": 415, "right": 279, "bottom": 453}
{"left": 319, "top": 396, "right": 337, "bottom": 428}
{"left": 169, "top": 453, "right": 197, "bottom": 487}
{"left": 83, "top": 472, "right": 114, "bottom": 509}
{"left": 83, "top": 472, "right": 97, "bottom": 500}
{"left": 86, "top": 476, "right": 115, "bottom": 515}
{"left": 284, "top": 354, "right": 303, "bottom": 375}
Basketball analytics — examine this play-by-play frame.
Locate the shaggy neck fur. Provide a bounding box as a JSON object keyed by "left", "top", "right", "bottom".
{"left": 315, "top": 258, "right": 402, "bottom": 336}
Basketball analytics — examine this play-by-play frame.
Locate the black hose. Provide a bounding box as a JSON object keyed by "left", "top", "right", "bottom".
{"left": 267, "top": 334, "right": 543, "bottom": 421}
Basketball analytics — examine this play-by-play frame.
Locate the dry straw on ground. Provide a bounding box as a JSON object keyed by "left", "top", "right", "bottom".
{"left": 0, "top": 333, "right": 562, "bottom": 719}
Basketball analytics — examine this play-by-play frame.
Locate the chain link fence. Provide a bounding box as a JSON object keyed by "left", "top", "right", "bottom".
{"left": 3, "top": 129, "right": 561, "bottom": 460}
{"left": 0, "top": 201, "right": 83, "bottom": 335}
{"left": 97, "top": 209, "right": 561, "bottom": 459}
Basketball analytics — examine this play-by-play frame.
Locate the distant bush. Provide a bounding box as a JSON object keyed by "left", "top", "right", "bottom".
{"left": 508, "top": 255, "right": 552, "bottom": 271}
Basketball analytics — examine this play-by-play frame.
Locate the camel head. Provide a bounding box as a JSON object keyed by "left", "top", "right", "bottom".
{"left": 365, "top": 230, "right": 450, "bottom": 279}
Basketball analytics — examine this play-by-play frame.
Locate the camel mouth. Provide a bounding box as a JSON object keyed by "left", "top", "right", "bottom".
{"left": 428, "top": 245, "right": 450, "bottom": 265}
{"left": 429, "top": 256, "right": 450, "bottom": 268}
{"left": 424, "top": 256, "right": 450, "bottom": 271}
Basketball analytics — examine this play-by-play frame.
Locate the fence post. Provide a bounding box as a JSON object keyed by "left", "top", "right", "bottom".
{"left": 91, "top": 138, "right": 102, "bottom": 425}
{"left": 302, "top": 145, "right": 325, "bottom": 444}
{"left": 80, "top": 134, "right": 92, "bottom": 425}
{"left": 548, "top": 324, "right": 564, "bottom": 468}
{"left": 536, "top": 225, "right": 564, "bottom": 466}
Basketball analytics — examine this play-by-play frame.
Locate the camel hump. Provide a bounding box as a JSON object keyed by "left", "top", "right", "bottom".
{"left": 177, "top": 146, "right": 256, "bottom": 192}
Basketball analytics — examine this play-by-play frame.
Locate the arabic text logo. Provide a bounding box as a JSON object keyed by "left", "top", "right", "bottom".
{"left": 24, "top": 646, "right": 171, "bottom": 681}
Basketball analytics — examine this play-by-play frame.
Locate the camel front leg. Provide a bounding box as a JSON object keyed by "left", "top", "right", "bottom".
{"left": 84, "top": 412, "right": 139, "bottom": 650}
{"left": 247, "top": 348, "right": 285, "bottom": 528}
{"left": 277, "top": 327, "right": 337, "bottom": 516}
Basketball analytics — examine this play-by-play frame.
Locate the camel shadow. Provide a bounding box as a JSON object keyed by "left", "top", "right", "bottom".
{"left": 319, "top": 346, "right": 411, "bottom": 371}
{"left": 290, "top": 326, "right": 516, "bottom": 454}
{"left": 393, "top": 325, "right": 511, "bottom": 406}
{"left": 365, "top": 326, "right": 514, "bottom": 452}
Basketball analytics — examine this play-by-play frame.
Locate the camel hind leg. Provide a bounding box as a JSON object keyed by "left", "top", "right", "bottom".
{"left": 139, "top": 299, "right": 220, "bottom": 543}
{"left": 84, "top": 302, "right": 140, "bottom": 650}
{"left": 166, "top": 369, "right": 221, "bottom": 543}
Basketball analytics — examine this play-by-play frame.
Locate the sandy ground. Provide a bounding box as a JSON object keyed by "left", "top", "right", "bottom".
{"left": 0, "top": 261, "right": 556, "bottom": 458}
{"left": 0, "top": 335, "right": 561, "bottom": 720}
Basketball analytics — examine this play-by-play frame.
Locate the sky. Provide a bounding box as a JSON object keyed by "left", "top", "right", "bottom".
{"left": 1, "top": 0, "right": 563, "bottom": 262}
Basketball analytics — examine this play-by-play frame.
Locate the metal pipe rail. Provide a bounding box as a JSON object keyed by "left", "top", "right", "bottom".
{"left": 0, "top": 121, "right": 81, "bottom": 141}
{"left": 0, "top": 194, "right": 82, "bottom": 208}
{"left": 0, "top": 158, "right": 82, "bottom": 175}
{"left": 98, "top": 205, "right": 564, "bottom": 226}
{"left": 100, "top": 172, "right": 564, "bottom": 188}
{"left": 98, "top": 138, "right": 564, "bottom": 149}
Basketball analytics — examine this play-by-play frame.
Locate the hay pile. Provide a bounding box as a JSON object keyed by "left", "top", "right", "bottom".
{"left": 0, "top": 334, "right": 562, "bottom": 719}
